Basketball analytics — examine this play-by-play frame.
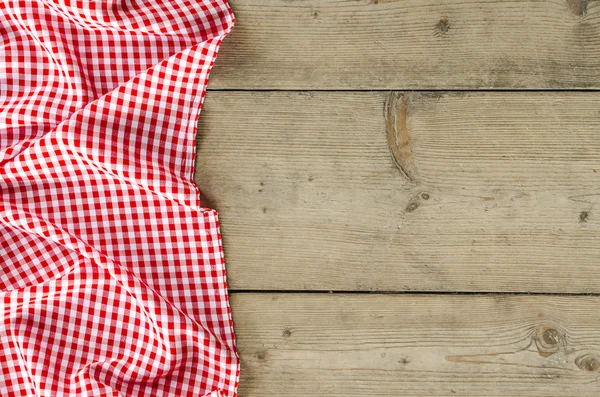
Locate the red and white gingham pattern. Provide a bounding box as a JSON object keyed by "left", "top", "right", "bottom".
{"left": 1, "top": 1, "right": 237, "bottom": 396}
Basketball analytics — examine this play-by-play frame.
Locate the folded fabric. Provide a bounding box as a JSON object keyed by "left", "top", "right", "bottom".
{"left": 1, "top": 1, "right": 237, "bottom": 396}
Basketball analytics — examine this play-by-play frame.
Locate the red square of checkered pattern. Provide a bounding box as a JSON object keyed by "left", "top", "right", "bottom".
{"left": 1, "top": 1, "right": 237, "bottom": 396}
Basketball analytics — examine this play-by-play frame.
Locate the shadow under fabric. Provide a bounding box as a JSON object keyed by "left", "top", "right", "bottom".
{"left": 0, "top": 1, "right": 237, "bottom": 396}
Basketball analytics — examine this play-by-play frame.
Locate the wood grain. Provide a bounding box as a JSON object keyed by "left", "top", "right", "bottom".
{"left": 209, "top": 0, "right": 600, "bottom": 89}
{"left": 195, "top": 91, "right": 600, "bottom": 292}
{"left": 232, "top": 293, "right": 600, "bottom": 396}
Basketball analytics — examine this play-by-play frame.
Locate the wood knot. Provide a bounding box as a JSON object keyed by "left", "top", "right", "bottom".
{"left": 566, "top": 0, "right": 588, "bottom": 17}
{"left": 405, "top": 201, "right": 419, "bottom": 212}
{"left": 434, "top": 18, "right": 450, "bottom": 37}
{"left": 580, "top": 211, "right": 589, "bottom": 223}
{"left": 575, "top": 353, "right": 600, "bottom": 372}
{"left": 405, "top": 192, "right": 430, "bottom": 213}
{"left": 535, "top": 325, "right": 564, "bottom": 356}
{"left": 256, "top": 350, "right": 268, "bottom": 361}
{"left": 282, "top": 328, "right": 292, "bottom": 338}
{"left": 398, "top": 357, "right": 410, "bottom": 365}
{"left": 543, "top": 328, "right": 560, "bottom": 345}
{"left": 385, "top": 92, "right": 415, "bottom": 181}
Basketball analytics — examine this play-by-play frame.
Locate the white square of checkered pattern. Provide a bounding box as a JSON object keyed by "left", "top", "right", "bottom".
{"left": 1, "top": 1, "right": 237, "bottom": 396}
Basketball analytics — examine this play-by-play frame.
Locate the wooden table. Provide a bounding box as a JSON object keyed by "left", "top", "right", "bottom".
{"left": 197, "top": 0, "right": 600, "bottom": 395}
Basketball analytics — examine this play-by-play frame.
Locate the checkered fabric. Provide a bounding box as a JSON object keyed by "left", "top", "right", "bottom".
{"left": 1, "top": 1, "right": 237, "bottom": 396}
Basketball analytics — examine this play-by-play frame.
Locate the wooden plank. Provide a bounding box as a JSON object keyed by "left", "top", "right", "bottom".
{"left": 232, "top": 293, "right": 600, "bottom": 396}
{"left": 195, "top": 91, "right": 600, "bottom": 292}
{"left": 209, "top": 0, "right": 600, "bottom": 89}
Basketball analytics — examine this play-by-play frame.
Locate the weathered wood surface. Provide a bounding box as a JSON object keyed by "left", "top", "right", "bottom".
{"left": 196, "top": 91, "right": 600, "bottom": 292}
{"left": 209, "top": 0, "right": 600, "bottom": 90}
{"left": 232, "top": 293, "right": 600, "bottom": 396}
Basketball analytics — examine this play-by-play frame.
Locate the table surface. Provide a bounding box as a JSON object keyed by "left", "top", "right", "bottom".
{"left": 197, "top": 0, "right": 600, "bottom": 395}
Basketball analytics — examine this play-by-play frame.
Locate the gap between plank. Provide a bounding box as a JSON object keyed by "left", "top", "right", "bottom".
{"left": 206, "top": 88, "right": 600, "bottom": 93}
{"left": 229, "top": 290, "right": 600, "bottom": 297}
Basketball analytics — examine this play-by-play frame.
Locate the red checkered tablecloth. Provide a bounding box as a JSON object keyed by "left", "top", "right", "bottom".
{"left": 0, "top": 1, "right": 238, "bottom": 395}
